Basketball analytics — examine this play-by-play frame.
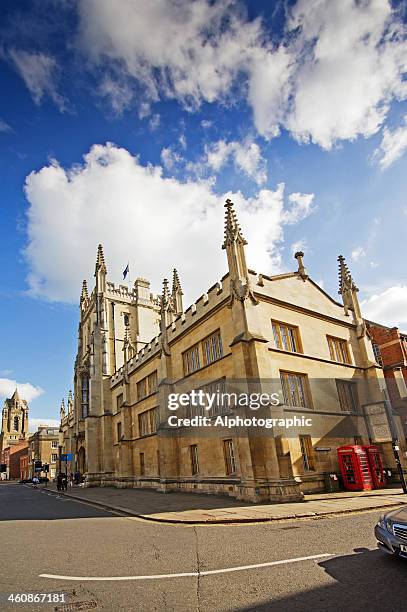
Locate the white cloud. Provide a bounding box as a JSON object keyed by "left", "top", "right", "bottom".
{"left": 375, "top": 114, "right": 407, "bottom": 168}
{"left": 76, "top": 0, "right": 407, "bottom": 149}
{"left": 165, "top": 137, "right": 268, "bottom": 185}
{"left": 29, "top": 418, "right": 59, "bottom": 433}
{"left": 179, "top": 134, "right": 187, "bottom": 150}
{"left": 291, "top": 239, "right": 307, "bottom": 255}
{"left": 201, "top": 119, "right": 213, "bottom": 129}
{"left": 283, "top": 193, "right": 315, "bottom": 224}
{"left": 149, "top": 113, "right": 160, "bottom": 131}
{"left": 351, "top": 246, "right": 366, "bottom": 261}
{"left": 0, "top": 378, "right": 44, "bottom": 403}
{"left": 160, "top": 146, "right": 183, "bottom": 171}
{"left": 204, "top": 139, "right": 267, "bottom": 185}
{"left": 362, "top": 286, "right": 407, "bottom": 329}
{"left": 0, "top": 119, "right": 12, "bottom": 133}
{"left": 77, "top": 0, "right": 262, "bottom": 108}
{"left": 24, "top": 142, "right": 314, "bottom": 304}
{"left": 9, "top": 50, "right": 67, "bottom": 111}
{"left": 98, "top": 75, "right": 134, "bottom": 114}
{"left": 285, "top": 0, "right": 407, "bottom": 149}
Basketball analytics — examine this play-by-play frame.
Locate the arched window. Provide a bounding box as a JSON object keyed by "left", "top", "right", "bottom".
{"left": 81, "top": 375, "right": 89, "bottom": 419}
{"left": 13, "top": 416, "right": 19, "bottom": 431}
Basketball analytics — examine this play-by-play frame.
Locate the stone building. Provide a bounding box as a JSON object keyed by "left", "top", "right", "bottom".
{"left": 60, "top": 199, "right": 406, "bottom": 501}
{"left": 28, "top": 426, "right": 60, "bottom": 479}
{"left": 0, "top": 389, "right": 29, "bottom": 453}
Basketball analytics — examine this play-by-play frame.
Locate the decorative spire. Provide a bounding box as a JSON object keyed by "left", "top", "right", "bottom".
{"left": 221, "top": 199, "right": 257, "bottom": 306}
{"left": 222, "top": 198, "right": 248, "bottom": 250}
{"left": 295, "top": 251, "right": 308, "bottom": 281}
{"left": 60, "top": 398, "right": 66, "bottom": 419}
{"left": 338, "top": 255, "right": 358, "bottom": 294}
{"left": 67, "top": 390, "right": 73, "bottom": 413}
{"left": 172, "top": 268, "right": 183, "bottom": 315}
{"left": 337, "top": 254, "right": 361, "bottom": 319}
{"left": 80, "top": 279, "right": 88, "bottom": 305}
{"left": 162, "top": 278, "right": 172, "bottom": 310}
{"left": 95, "top": 243, "right": 107, "bottom": 292}
{"left": 96, "top": 244, "right": 106, "bottom": 272}
{"left": 159, "top": 278, "right": 173, "bottom": 355}
{"left": 11, "top": 388, "right": 20, "bottom": 402}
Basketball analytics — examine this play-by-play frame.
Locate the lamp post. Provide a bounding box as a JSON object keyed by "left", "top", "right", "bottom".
{"left": 382, "top": 389, "right": 407, "bottom": 494}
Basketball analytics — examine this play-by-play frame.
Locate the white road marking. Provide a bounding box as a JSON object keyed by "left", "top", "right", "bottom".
{"left": 39, "top": 553, "right": 332, "bottom": 582}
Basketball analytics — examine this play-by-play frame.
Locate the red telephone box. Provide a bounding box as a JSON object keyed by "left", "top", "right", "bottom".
{"left": 364, "top": 445, "right": 386, "bottom": 489}
{"left": 337, "top": 445, "right": 374, "bottom": 491}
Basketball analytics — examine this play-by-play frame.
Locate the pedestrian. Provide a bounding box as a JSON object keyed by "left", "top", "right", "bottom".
{"left": 32, "top": 476, "right": 39, "bottom": 489}
{"left": 62, "top": 473, "right": 68, "bottom": 491}
{"left": 56, "top": 472, "right": 63, "bottom": 492}
{"left": 69, "top": 472, "right": 73, "bottom": 489}
{"left": 74, "top": 470, "right": 80, "bottom": 485}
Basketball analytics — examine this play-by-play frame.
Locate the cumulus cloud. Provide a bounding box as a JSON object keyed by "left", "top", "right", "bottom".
{"left": 285, "top": 0, "right": 407, "bottom": 148}
{"left": 77, "top": 0, "right": 262, "bottom": 109}
{"left": 375, "top": 114, "right": 407, "bottom": 168}
{"left": 351, "top": 246, "right": 366, "bottom": 261}
{"left": 24, "top": 143, "right": 314, "bottom": 304}
{"left": 196, "top": 138, "right": 268, "bottom": 185}
{"left": 362, "top": 286, "right": 407, "bottom": 329}
{"left": 9, "top": 50, "right": 67, "bottom": 111}
{"left": 0, "top": 378, "right": 44, "bottom": 403}
{"left": 75, "top": 0, "right": 407, "bottom": 149}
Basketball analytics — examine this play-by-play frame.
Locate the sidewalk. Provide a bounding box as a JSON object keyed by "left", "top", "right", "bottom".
{"left": 46, "top": 483, "right": 407, "bottom": 524}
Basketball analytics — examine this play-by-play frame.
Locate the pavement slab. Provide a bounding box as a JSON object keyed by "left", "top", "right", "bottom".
{"left": 38, "top": 483, "right": 407, "bottom": 524}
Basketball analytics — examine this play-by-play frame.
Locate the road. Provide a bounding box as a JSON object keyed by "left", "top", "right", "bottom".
{"left": 0, "top": 483, "right": 406, "bottom": 611}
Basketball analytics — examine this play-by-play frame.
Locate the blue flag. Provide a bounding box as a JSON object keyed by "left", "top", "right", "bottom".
{"left": 123, "top": 263, "right": 129, "bottom": 280}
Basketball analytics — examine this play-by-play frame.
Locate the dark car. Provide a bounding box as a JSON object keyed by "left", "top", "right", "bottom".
{"left": 375, "top": 506, "right": 407, "bottom": 559}
{"left": 38, "top": 477, "right": 49, "bottom": 484}
{"left": 19, "top": 478, "right": 32, "bottom": 484}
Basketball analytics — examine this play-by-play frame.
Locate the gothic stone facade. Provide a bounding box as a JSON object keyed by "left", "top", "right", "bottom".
{"left": 0, "top": 389, "right": 29, "bottom": 454}
{"left": 59, "top": 200, "right": 406, "bottom": 501}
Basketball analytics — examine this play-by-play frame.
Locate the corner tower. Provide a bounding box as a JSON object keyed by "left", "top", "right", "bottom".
{"left": 0, "top": 389, "right": 29, "bottom": 452}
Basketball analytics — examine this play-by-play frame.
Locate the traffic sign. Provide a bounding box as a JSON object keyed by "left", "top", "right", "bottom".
{"left": 61, "top": 453, "right": 74, "bottom": 462}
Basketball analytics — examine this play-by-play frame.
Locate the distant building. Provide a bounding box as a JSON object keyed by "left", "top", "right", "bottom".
{"left": 20, "top": 452, "right": 29, "bottom": 480}
{"left": 1, "top": 441, "right": 28, "bottom": 480}
{"left": 367, "top": 322, "right": 407, "bottom": 436}
{"left": 28, "top": 426, "right": 60, "bottom": 479}
{"left": 0, "top": 389, "right": 29, "bottom": 453}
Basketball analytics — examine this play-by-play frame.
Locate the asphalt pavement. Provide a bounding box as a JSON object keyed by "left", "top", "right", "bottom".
{"left": 0, "top": 483, "right": 406, "bottom": 611}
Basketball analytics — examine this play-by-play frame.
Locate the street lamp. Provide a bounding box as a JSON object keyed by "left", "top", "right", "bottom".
{"left": 382, "top": 389, "right": 407, "bottom": 494}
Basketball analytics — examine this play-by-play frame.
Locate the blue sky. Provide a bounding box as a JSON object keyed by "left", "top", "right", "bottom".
{"left": 1, "top": 0, "right": 407, "bottom": 425}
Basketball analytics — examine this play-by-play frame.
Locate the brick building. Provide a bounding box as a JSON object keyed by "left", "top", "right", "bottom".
{"left": 367, "top": 322, "right": 407, "bottom": 435}
{"left": 0, "top": 441, "right": 28, "bottom": 479}
{"left": 20, "top": 453, "right": 29, "bottom": 480}
{"left": 367, "top": 323, "right": 407, "bottom": 401}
